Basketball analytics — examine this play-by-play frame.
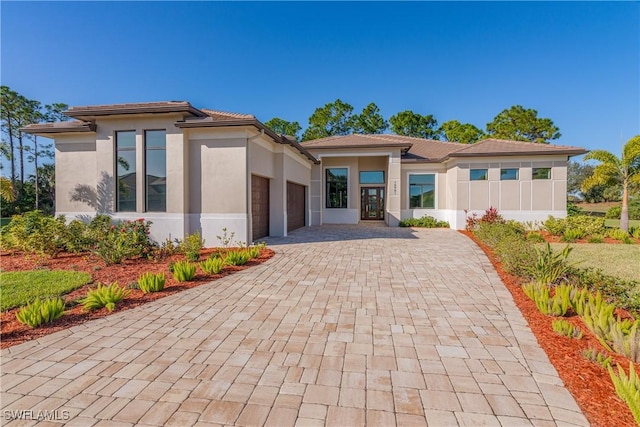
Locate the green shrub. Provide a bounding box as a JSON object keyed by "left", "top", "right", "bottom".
{"left": 587, "top": 235, "right": 604, "bottom": 243}
{"left": 172, "top": 260, "right": 196, "bottom": 282}
{"left": 565, "top": 215, "right": 606, "bottom": 237}
{"left": 180, "top": 231, "right": 205, "bottom": 262}
{"left": 552, "top": 319, "right": 582, "bottom": 339}
{"left": 608, "top": 228, "right": 630, "bottom": 241}
{"left": 582, "top": 347, "right": 612, "bottom": 368}
{"left": 399, "top": 216, "right": 449, "bottom": 228}
{"left": 567, "top": 267, "right": 640, "bottom": 316}
{"left": 605, "top": 205, "right": 640, "bottom": 220}
{"left": 0, "top": 211, "right": 68, "bottom": 257}
{"left": 526, "top": 243, "right": 573, "bottom": 285}
{"left": 567, "top": 202, "right": 584, "bottom": 217}
{"left": 631, "top": 226, "right": 640, "bottom": 239}
{"left": 608, "top": 362, "right": 640, "bottom": 425}
{"left": 247, "top": 245, "right": 261, "bottom": 259}
{"left": 137, "top": 272, "right": 166, "bottom": 293}
{"left": 81, "top": 283, "right": 130, "bottom": 312}
{"left": 475, "top": 222, "right": 537, "bottom": 277}
{"left": 526, "top": 232, "right": 546, "bottom": 243}
{"left": 522, "top": 283, "right": 572, "bottom": 316}
{"left": 15, "top": 297, "right": 65, "bottom": 328}
{"left": 465, "top": 207, "right": 505, "bottom": 231}
{"left": 543, "top": 216, "right": 566, "bottom": 236}
{"left": 561, "top": 229, "right": 584, "bottom": 242}
{"left": 199, "top": 257, "right": 225, "bottom": 274}
{"left": 225, "top": 249, "right": 251, "bottom": 266}
{"left": 94, "top": 219, "right": 155, "bottom": 265}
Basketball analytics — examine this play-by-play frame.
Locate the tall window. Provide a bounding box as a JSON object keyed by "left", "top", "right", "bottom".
{"left": 116, "top": 131, "right": 136, "bottom": 212}
{"left": 145, "top": 130, "right": 166, "bottom": 212}
{"left": 409, "top": 174, "right": 435, "bottom": 208}
{"left": 326, "top": 168, "right": 348, "bottom": 208}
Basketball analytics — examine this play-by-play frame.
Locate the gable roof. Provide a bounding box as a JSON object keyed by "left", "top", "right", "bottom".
{"left": 302, "top": 134, "right": 586, "bottom": 162}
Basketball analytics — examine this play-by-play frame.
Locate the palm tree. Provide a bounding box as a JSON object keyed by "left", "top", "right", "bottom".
{"left": 582, "top": 135, "right": 640, "bottom": 232}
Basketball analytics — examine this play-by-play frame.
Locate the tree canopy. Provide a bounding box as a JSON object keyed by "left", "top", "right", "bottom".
{"left": 582, "top": 135, "right": 640, "bottom": 231}
{"left": 389, "top": 110, "right": 440, "bottom": 139}
{"left": 353, "top": 102, "right": 388, "bottom": 134}
{"left": 302, "top": 99, "right": 355, "bottom": 141}
{"left": 486, "top": 105, "right": 560, "bottom": 143}
{"left": 264, "top": 117, "right": 302, "bottom": 140}
{"left": 439, "top": 120, "right": 485, "bottom": 144}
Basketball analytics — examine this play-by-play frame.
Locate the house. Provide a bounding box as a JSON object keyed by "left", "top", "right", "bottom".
{"left": 23, "top": 101, "right": 586, "bottom": 243}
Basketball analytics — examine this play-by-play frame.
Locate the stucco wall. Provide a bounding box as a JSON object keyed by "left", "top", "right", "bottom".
{"left": 55, "top": 134, "right": 98, "bottom": 213}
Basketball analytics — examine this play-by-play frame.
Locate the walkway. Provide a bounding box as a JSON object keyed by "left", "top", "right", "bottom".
{"left": 0, "top": 226, "right": 588, "bottom": 426}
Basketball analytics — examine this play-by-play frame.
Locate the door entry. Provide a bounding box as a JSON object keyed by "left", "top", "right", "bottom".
{"left": 361, "top": 187, "right": 385, "bottom": 220}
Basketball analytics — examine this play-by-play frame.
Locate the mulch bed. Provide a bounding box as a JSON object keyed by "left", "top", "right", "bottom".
{"left": 460, "top": 230, "right": 638, "bottom": 427}
{"left": 537, "top": 230, "right": 640, "bottom": 245}
{"left": 0, "top": 248, "right": 274, "bottom": 349}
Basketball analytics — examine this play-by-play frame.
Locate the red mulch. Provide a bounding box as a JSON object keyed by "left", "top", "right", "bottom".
{"left": 537, "top": 230, "right": 640, "bottom": 245}
{"left": 0, "top": 248, "right": 275, "bottom": 349}
{"left": 460, "top": 230, "right": 638, "bottom": 427}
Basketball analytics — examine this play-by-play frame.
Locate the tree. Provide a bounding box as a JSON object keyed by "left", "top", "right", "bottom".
{"left": 582, "top": 135, "right": 640, "bottom": 231}
{"left": 0, "top": 177, "right": 15, "bottom": 202}
{"left": 1, "top": 86, "right": 21, "bottom": 189}
{"left": 389, "top": 110, "right": 440, "bottom": 139}
{"left": 264, "top": 117, "right": 302, "bottom": 140}
{"left": 353, "top": 103, "right": 388, "bottom": 134}
{"left": 302, "top": 99, "right": 355, "bottom": 141}
{"left": 486, "top": 105, "right": 560, "bottom": 143}
{"left": 439, "top": 120, "right": 485, "bottom": 144}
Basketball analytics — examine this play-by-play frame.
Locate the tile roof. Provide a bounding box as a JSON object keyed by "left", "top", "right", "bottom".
{"left": 200, "top": 109, "right": 255, "bottom": 120}
{"left": 302, "top": 134, "right": 586, "bottom": 162}
{"left": 20, "top": 120, "right": 97, "bottom": 133}
{"left": 64, "top": 101, "right": 207, "bottom": 118}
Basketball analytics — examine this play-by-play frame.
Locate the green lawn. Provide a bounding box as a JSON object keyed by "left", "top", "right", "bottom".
{"left": 0, "top": 270, "right": 92, "bottom": 311}
{"left": 550, "top": 243, "right": 640, "bottom": 282}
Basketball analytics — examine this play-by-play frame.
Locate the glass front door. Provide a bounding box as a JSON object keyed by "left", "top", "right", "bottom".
{"left": 360, "top": 187, "right": 385, "bottom": 220}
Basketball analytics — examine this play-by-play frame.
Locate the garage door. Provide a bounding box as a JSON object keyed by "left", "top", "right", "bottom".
{"left": 287, "top": 182, "right": 305, "bottom": 232}
{"left": 252, "top": 175, "right": 270, "bottom": 241}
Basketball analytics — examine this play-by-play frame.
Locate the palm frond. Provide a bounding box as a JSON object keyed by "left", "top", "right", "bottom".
{"left": 622, "top": 135, "right": 640, "bottom": 168}
{"left": 0, "top": 176, "right": 15, "bottom": 202}
{"left": 584, "top": 149, "right": 621, "bottom": 166}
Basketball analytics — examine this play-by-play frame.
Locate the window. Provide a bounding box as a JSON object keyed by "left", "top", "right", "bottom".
{"left": 359, "top": 171, "right": 384, "bottom": 184}
{"left": 326, "top": 168, "right": 348, "bottom": 208}
{"left": 409, "top": 174, "right": 435, "bottom": 208}
{"left": 116, "top": 131, "right": 136, "bottom": 212}
{"left": 470, "top": 169, "right": 488, "bottom": 181}
{"left": 145, "top": 130, "right": 166, "bottom": 212}
{"left": 532, "top": 167, "right": 551, "bottom": 180}
{"left": 500, "top": 168, "right": 519, "bottom": 180}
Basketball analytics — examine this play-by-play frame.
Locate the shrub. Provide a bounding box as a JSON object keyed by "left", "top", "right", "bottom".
{"left": 565, "top": 215, "right": 606, "bottom": 237}
{"left": 522, "top": 283, "right": 572, "bottom": 316}
{"left": 137, "top": 272, "right": 166, "bottom": 293}
{"left": 172, "top": 260, "right": 196, "bottom": 282}
{"left": 567, "top": 202, "right": 584, "bottom": 217}
{"left": 180, "top": 231, "right": 204, "bottom": 262}
{"left": 526, "top": 232, "right": 546, "bottom": 243}
{"left": 399, "top": 216, "right": 449, "bottom": 228}
{"left": 526, "top": 243, "right": 573, "bottom": 286}
{"left": 631, "top": 226, "right": 640, "bottom": 239}
{"left": 82, "top": 283, "right": 130, "bottom": 312}
{"left": 561, "top": 229, "right": 583, "bottom": 242}
{"left": 0, "top": 211, "right": 68, "bottom": 257}
{"left": 587, "top": 235, "right": 604, "bottom": 243}
{"left": 15, "top": 297, "right": 65, "bottom": 328}
{"left": 608, "top": 228, "right": 630, "bottom": 241}
{"left": 608, "top": 362, "right": 640, "bottom": 425}
{"left": 582, "top": 347, "right": 612, "bottom": 368}
{"left": 605, "top": 205, "right": 640, "bottom": 220}
{"left": 552, "top": 319, "right": 582, "bottom": 339}
{"left": 94, "top": 219, "right": 155, "bottom": 265}
{"left": 475, "top": 222, "right": 536, "bottom": 277}
{"left": 567, "top": 267, "right": 640, "bottom": 316}
{"left": 225, "top": 249, "right": 251, "bottom": 266}
{"left": 217, "top": 227, "right": 235, "bottom": 248}
{"left": 247, "top": 245, "right": 261, "bottom": 259}
{"left": 199, "top": 257, "right": 226, "bottom": 274}
{"left": 543, "top": 216, "right": 566, "bottom": 236}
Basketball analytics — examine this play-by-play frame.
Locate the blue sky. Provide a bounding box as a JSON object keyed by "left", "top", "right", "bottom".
{"left": 2, "top": 1, "right": 639, "bottom": 163}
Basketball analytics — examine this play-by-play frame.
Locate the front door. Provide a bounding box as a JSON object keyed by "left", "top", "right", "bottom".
{"left": 361, "top": 187, "right": 385, "bottom": 220}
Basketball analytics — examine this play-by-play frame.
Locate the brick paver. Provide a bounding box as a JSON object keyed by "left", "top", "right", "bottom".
{"left": 0, "top": 226, "right": 588, "bottom": 426}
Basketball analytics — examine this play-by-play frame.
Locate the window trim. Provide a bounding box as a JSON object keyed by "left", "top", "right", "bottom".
{"left": 115, "top": 130, "right": 137, "bottom": 212}
{"left": 324, "top": 166, "right": 349, "bottom": 209}
{"left": 500, "top": 168, "right": 520, "bottom": 181}
{"left": 408, "top": 172, "right": 437, "bottom": 209}
{"left": 470, "top": 168, "right": 488, "bottom": 181}
{"left": 144, "top": 129, "right": 167, "bottom": 212}
{"left": 532, "top": 167, "right": 552, "bottom": 180}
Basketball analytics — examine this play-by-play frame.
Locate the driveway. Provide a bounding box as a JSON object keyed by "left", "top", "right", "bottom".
{"left": 1, "top": 226, "right": 588, "bottom": 426}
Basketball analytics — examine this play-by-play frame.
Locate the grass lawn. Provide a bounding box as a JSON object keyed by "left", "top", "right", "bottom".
{"left": 0, "top": 270, "right": 92, "bottom": 311}
{"left": 550, "top": 243, "right": 640, "bottom": 281}
{"left": 604, "top": 218, "right": 640, "bottom": 229}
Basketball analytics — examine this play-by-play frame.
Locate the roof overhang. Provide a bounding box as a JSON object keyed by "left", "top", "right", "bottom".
{"left": 446, "top": 149, "right": 588, "bottom": 159}
{"left": 20, "top": 122, "right": 97, "bottom": 136}
{"left": 64, "top": 103, "right": 208, "bottom": 120}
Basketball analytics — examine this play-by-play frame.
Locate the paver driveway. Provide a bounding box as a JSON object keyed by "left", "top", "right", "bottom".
{"left": 1, "top": 226, "right": 588, "bottom": 426}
